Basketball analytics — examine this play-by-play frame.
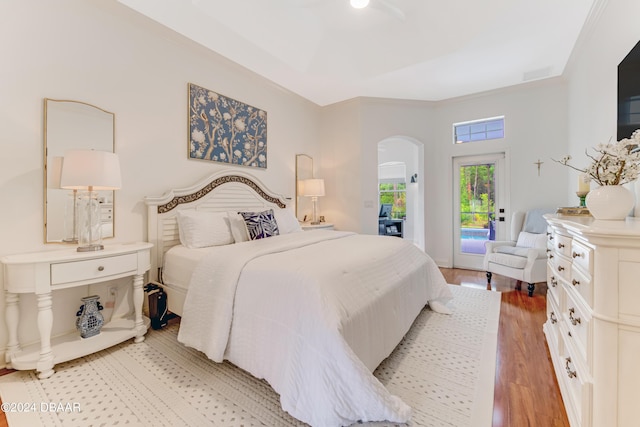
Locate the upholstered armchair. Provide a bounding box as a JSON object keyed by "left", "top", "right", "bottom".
{"left": 484, "top": 209, "right": 552, "bottom": 296}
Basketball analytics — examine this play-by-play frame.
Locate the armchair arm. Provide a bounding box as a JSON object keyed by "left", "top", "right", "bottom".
{"left": 484, "top": 240, "right": 515, "bottom": 254}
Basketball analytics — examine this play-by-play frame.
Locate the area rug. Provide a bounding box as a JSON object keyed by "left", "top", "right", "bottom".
{"left": 0, "top": 285, "right": 500, "bottom": 427}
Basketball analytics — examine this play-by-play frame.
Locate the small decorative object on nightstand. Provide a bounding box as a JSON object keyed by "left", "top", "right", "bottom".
{"left": 76, "top": 295, "right": 105, "bottom": 338}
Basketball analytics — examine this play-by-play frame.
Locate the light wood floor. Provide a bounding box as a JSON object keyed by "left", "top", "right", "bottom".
{"left": 0, "top": 268, "right": 568, "bottom": 427}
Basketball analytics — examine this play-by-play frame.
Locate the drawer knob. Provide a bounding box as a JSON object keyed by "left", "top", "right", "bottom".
{"left": 558, "top": 243, "right": 565, "bottom": 249}
{"left": 569, "top": 308, "right": 581, "bottom": 325}
{"left": 548, "top": 253, "right": 554, "bottom": 259}
{"left": 565, "top": 357, "right": 577, "bottom": 379}
{"left": 572, "top": 251, "right": 583, "bottom": 258}
{"left": 550, "top": 311, "right": 557, "bottom": 324}
{"left": 98, "top": 266, "right": 105, "bottom": 272}
{"left": 572, "top": 279, "right": 580, "bottom": 286}
{"left": 548, "top": 234, "right": 554, "bottom": 240}
{"left": 551, "top": 277, "right": 558, "bottom": 287}
{"left": 558, "top": 266, "right": 565, "bottom": 271}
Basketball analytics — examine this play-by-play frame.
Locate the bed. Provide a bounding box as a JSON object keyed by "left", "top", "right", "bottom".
{"left": 145, "top": 170, "right": 453, "bottom": 427}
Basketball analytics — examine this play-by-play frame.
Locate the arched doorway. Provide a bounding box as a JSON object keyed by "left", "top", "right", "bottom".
{"left": 377, "top": 137, "right": 424, "bottom": 250}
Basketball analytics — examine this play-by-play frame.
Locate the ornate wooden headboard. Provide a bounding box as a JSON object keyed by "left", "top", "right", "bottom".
{"left": 144, "top": 170, "right": 289, "bottom": 282}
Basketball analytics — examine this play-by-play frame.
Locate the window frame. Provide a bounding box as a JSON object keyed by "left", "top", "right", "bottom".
{"left": 453, "top": 116, "right": 505, "bottom": 144}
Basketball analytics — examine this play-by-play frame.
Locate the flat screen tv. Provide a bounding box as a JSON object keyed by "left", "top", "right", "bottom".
{"left": 379, "top": 204, "right": 392, "bottom": 218}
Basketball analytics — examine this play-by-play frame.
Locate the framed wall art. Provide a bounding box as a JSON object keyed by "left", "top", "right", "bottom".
{"left": 188, "top": 83, "right": 267, "bottom": 168}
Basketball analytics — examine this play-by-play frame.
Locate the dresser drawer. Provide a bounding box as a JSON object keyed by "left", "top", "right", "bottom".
{"left": 569, "top": 265, "right": 593, "bottom": 308}
{"left": 552, "top": 254, "right": 572, "bottom": 282}
{"left": 50, "top": 253, "right": 138, "bottom": 286}
{"left": 559, "top": 348, "right": 590, "bottom": 427}
{"left": 547, "top": 267, "right": 561, "bottom": 307}
{"left": 571, "top": 240, "right": 593, "bottom": 277}
{"left": 564, "top": 287, "right": 590, "bottom": 360}
{"left": 554, "top": 234, "right": 573, "bottom": 258}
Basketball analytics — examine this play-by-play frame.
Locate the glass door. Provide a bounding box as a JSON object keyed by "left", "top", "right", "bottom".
{"left": 453, "top": 153, "right": 507, "bottom": 270}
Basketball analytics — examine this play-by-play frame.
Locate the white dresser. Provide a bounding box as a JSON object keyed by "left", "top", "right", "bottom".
{"left": 1, "top": 242, "right": 152, "bottom": 379}
{"left": 544, "top": 214, "right": 640, "bottom": 427}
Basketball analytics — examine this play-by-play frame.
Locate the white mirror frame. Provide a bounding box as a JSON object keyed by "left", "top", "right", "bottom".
{"left": 295, "top": 153, "right": 314, "bottom": 221}
{"left": 44, "top": 99, "right": 115, "bottom": 243}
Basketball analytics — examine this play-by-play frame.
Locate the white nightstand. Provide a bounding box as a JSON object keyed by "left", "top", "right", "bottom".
{"left": 300, "top": 223, "right": 334, "bottom": 230}
{"left": 1, "top": 242, "right": 152, "bottom": 379}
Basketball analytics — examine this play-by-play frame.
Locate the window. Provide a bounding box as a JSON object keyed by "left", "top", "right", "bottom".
{"left": 454, "top": 116, "right": 504, "bottom": 144}
{"left": 379, "top": 182, "right": 406, "bottom": 219}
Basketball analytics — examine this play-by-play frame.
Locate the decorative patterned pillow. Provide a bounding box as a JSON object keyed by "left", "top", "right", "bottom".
{"left": 238, "top": 209, "right": 280, "bottom": 240}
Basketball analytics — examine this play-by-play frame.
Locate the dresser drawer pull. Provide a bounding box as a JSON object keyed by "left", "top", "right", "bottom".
{"left": 565, "top": 358, "right": 577, "bottom": 379}
{"left": 98, "top": 266, "right": 105, "bottom": 272}
{"left": 572, "top": 251, "right": 583, "bottom": 258}
{"left": 558, "top": 266, "right": 565, "bottom": 272}
{"left": 550, "top": 311, "right": 557, "bottom": 324}
{"left": 548, "top": 234, "right": 554, "bottom": 240}
{"left": 558, "top": 243, "right": 565, "bottom": 249}
{"left": 550, "top": 277, "right": 558, "bottom": 287}
{"left": 572, "top": 279, "right": 580, "bottom": 286}
{"left": 548, "top": 253, "right": 554, "bottom": 259}
{"left": 569, "top": 308, "right": 581, "bottom": 325}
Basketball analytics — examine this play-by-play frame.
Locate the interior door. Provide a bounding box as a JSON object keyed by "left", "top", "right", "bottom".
{"left": 453, "top": 153, "right": 507, "bottom": 270}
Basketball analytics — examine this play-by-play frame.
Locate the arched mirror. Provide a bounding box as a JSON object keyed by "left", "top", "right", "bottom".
{"left": 44, "top": 99, "right": 115, "bottom": 243}
{"left": 295, "top": 154, "right": 314, "bottom": 220}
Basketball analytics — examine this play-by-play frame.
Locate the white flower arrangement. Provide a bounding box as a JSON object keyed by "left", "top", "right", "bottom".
{"left": 555, "top": 130, "right": 640, "bottom": 186}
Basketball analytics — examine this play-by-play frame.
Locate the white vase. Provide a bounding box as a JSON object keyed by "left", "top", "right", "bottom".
{"left": 586, "top": 185, "right": 634, "bottom": 220}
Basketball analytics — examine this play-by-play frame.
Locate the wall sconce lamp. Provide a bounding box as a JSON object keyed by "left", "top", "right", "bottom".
{"left": 60, "top": 150, "right": 121, "bottom": 252}
{"left": 299, "top": 178, "right": 325, "bottom": 225}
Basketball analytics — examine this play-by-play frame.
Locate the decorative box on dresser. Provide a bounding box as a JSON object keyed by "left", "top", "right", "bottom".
{"left": 544, "top": 214, "right": 640, "bottom": 427}
{"left": 1, "top": 242, "right": 153, "bottom": 379}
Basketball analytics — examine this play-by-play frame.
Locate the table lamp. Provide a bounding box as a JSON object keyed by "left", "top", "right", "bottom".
{"left": 300, "top": 178, "right": 325, "bottom": 225}
{"left": 60, "top": 150, "right": 121, "bottom": 252}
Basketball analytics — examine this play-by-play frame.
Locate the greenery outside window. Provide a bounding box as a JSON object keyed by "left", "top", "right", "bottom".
{"left": 379, "top": 182, "right": 406, "bottom": 219}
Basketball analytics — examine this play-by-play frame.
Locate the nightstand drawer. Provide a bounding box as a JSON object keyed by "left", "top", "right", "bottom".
{"left": 51, "top": 253, "right": 137, "bottom": 286}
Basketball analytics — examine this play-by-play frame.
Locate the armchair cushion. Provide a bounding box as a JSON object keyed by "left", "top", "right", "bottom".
{"left": 488, "top": 253, "right": 528, "bottom": 269}
{"left": 522, "top": 208, "right": 550, "bottom": 234}
{"left": 515, "top": 231, "right": 547, "bottom": 249}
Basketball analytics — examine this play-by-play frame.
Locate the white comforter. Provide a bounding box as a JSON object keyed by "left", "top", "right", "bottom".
{"left": 178, "top": 230, "right": 452, "bottom": 427}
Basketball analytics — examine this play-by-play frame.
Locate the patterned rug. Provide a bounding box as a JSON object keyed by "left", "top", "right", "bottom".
{"left": 0, "top": 285, "right": 500, "bottom": 427}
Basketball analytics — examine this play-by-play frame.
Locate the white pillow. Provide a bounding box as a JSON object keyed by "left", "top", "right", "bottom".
{"left": 176, "top": 210, "right": 234, "bottom": 248}
{"left": 515, "top": 231, "right": 546, "bottom": 249}
{"left": 227, "top": 212, "right": 249, "bottom": 243}
{"left": 273, "top": 208, "right": 302, "bottom": 234}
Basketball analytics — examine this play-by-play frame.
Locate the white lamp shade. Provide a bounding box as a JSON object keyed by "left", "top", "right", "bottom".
{"left": 300, "top": 178, "right": 325, "bottom": 197}
{"left": 60, "top": 150, "right": 122, "bottom": 190}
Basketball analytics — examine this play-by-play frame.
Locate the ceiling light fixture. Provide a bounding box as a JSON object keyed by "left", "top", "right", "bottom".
{"left": 350, "top": 0, "right": 370, "bottom": 9}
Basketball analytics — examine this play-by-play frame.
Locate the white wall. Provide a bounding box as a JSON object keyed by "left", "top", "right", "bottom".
{"left": 0, "top": 0, "right": 320, "bottom": 364}
{"left": 564, "top": 0, "right": 640, "bottom": 196}
{"left": 320, "top": 82, "right": 570, "bottom": 267}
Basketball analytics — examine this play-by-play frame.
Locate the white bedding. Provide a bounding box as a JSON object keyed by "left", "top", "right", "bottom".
{"left": 177, "top": 230, "right": 452, "bottom": 427}
{"left": 162, "top": 245, "right": 209, "bottom": 291}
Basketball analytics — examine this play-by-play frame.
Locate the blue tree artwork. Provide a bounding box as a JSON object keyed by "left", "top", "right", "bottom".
{"left": 189, "top": 83, "right": 267, "bottom": 168}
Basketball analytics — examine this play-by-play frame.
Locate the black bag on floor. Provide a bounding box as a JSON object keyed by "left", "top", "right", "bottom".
{"left": 144, "top": 283, "right": 169, "bottom": 330}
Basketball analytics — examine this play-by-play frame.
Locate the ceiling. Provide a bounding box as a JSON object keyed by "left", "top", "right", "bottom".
{"left": 118, "top": 0, "right": 598, "bottom": 106}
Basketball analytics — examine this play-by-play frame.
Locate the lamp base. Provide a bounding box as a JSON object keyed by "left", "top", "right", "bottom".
{"left": 77, "top": 244, "right": 104, "bottom": 252}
